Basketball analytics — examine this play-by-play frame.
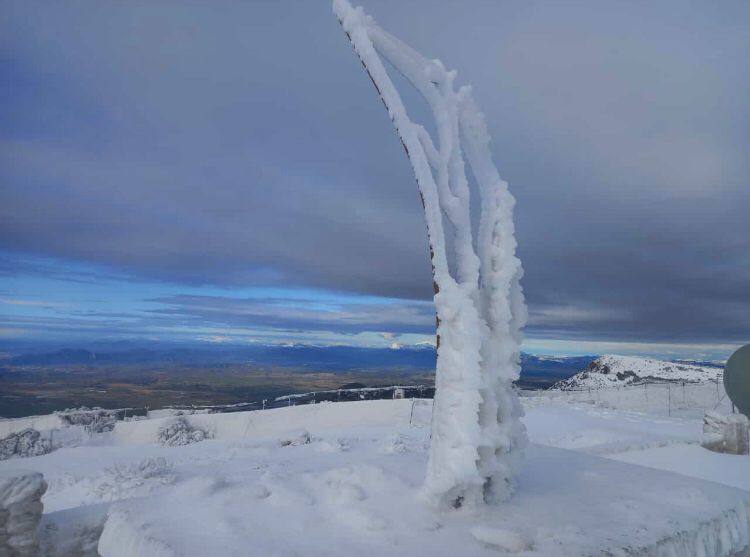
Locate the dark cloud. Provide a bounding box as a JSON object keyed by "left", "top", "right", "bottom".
{"left": 145, "top": 294, "right": 434, "bottom": 335}
{"left": 1, "top": 1, "right": 748, "bottom": 344}
{"left": 0, "top": 294, "right": 435, "bottom": 341}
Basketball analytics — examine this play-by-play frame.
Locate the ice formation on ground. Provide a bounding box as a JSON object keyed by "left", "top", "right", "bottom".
{"left": 333, "top": 0, "right": 526, "bottom": 508}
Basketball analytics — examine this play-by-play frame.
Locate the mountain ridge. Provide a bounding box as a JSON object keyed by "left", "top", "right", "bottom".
{"left": 551, "top": 355, "right": 723, "bottom": 391}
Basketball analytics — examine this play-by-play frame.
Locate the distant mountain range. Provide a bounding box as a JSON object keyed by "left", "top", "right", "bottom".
{"left": 5, "top": 345, "right": 437, "bottom": 371}
{"left": 6, "top": 346, "right": 726, "bottom": 392}
{"left": 551, "top": 355, "right": 723, "bottom": 390}
{"left": 2, "top": 344, "right": 595, "bottom": 388}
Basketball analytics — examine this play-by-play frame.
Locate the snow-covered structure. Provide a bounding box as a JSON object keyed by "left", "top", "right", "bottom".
{"left": 333, "top": 0, "right": 526, "bottom": 507}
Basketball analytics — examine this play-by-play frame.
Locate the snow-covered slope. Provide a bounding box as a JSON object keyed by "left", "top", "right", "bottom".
{"left": 552, "top": 355, "right": 722, "bottom": 390}
{"left": 94, "top": 399, "right": 750, "bottom": 557}
{"left": 1, "top": 391, "right": 749, "bottom": 556}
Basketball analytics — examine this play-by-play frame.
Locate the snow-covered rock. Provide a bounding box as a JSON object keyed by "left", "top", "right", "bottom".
{"left": 552, "top": 355, "right": 722, "bottom": 390}
{"left": 0, "top": 469, "right": 47, "bottom": 556}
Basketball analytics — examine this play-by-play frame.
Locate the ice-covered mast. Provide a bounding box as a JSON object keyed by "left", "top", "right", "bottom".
{"left": 333, "top": 0, "right": 527, "bottom": 508}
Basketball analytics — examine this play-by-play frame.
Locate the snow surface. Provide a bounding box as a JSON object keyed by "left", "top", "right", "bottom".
{"left": 553, "top": 354, "right": 722, "bottom": 390}
{"left": 2, "top": 394, "right": 750, "bottom": 556}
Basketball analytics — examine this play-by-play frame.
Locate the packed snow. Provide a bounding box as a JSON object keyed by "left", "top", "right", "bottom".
{"left": 552, "top": 354, "right": 722, "bottom": 390}
{"left": 0, "top": 388, "right": 749, "bottom": 556}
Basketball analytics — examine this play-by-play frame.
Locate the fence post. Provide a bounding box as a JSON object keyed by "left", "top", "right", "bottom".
{"left": 668, "top": 384, "right": 672, "bottom": 417}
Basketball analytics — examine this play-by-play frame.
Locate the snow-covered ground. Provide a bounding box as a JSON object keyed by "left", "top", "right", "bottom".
{"left": 1, "top": 385, "right": 749, "bottom": 556}
{"left": 527, "top": 379, "right": 732, "bottom": 421}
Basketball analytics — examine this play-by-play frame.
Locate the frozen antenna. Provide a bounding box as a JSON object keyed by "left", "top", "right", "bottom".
{"left": 333, "top": 0, "right": 527, "bottom": 509}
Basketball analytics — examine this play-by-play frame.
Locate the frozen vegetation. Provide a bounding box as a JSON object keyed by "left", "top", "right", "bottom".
{"left": 0, "top": 429, "right": 53, "bottom": 461}
{"left": 334, "top": 0, "right": 526, "bottom": 508}
{"left": 57, "top": 409, "right": 121, "bottom": 435}
{"left": 156, "top": 418, "right": 213, "bottom": 447}
{"left": 0, "top": 408, "right": 126, "bottom": 440}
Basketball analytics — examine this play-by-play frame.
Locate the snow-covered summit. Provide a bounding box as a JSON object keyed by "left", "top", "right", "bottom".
{"left": 552, "top": 355, "right": 722, "bottom": 390}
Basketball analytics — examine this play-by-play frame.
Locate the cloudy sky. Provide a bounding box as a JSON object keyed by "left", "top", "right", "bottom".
{"left": 1, "top": 1, "right": 748, "bottom": 359}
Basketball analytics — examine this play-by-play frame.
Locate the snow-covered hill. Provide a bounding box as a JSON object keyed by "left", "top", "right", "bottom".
{"left": 551, "top": 355, "right": 722, "bottom": 390}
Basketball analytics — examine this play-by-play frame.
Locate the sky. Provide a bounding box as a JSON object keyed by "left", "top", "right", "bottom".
{"left": 1, "top": 1, "right": 749, "bottom": 360}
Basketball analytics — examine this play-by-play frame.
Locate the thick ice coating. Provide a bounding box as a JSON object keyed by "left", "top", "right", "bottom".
{"left": 333, "top": 0, "right": 527, "bottom": 508}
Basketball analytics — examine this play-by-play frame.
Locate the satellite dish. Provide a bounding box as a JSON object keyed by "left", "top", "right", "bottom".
{"left": 724, "top": 344, "right": 750, "bottom": 418}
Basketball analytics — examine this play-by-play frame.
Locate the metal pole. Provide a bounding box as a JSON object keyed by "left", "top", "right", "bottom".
{"left": 668, "top": 384, "right": 671, "bottom": 417}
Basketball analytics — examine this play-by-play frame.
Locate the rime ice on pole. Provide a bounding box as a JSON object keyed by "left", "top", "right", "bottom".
{"left": 333, "top": 0, "right": 527, "bottom": 508}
